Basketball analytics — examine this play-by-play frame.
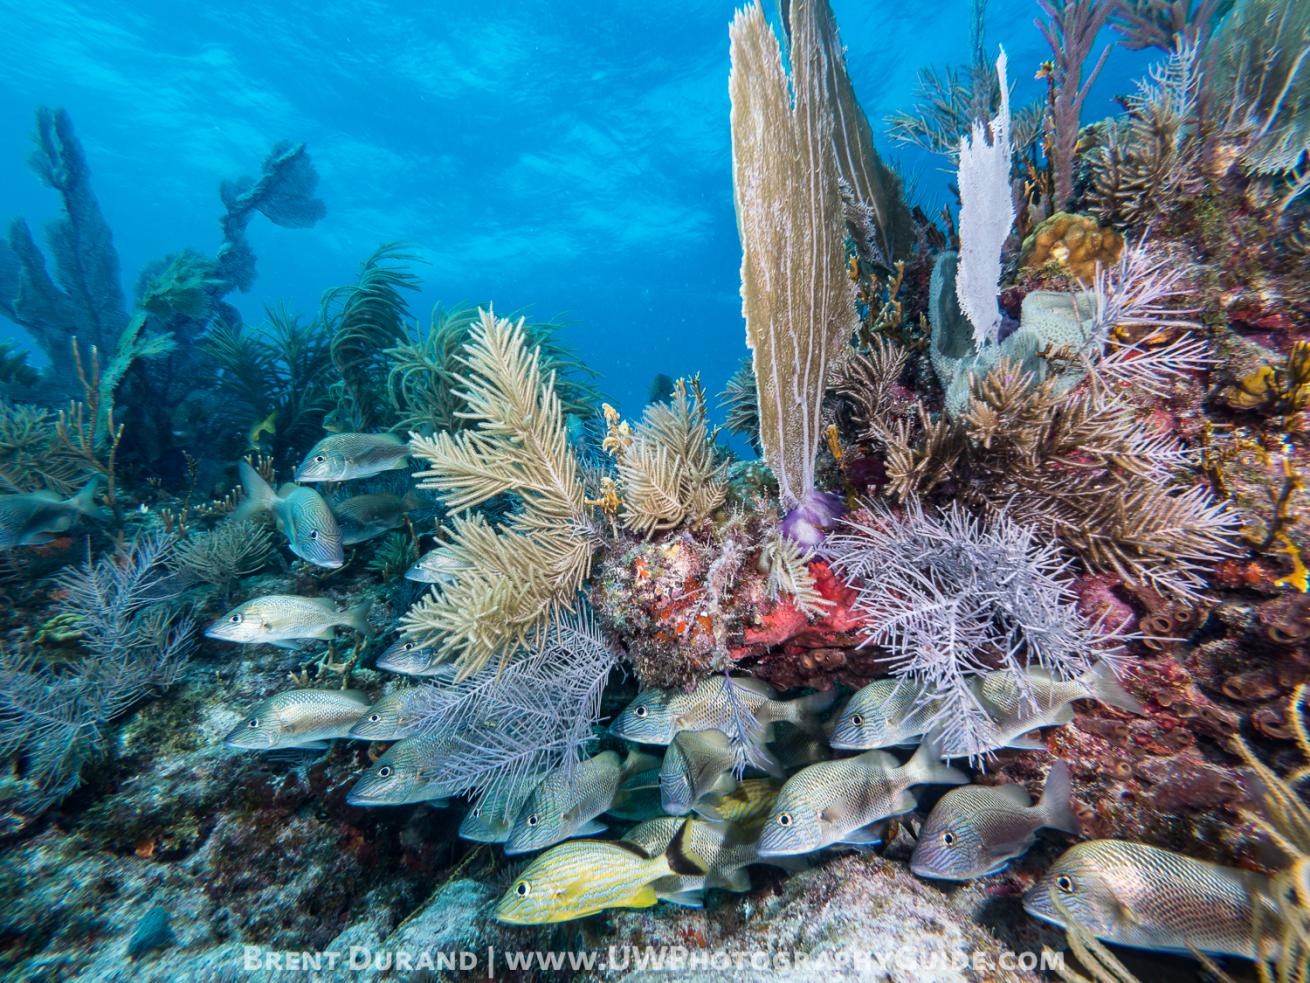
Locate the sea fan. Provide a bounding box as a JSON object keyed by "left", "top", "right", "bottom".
{"left": 827, "top": 499, "right": 1128, "bottom": 761}
{"left": 408, "top": 607, "right": 617, "bottom": 799}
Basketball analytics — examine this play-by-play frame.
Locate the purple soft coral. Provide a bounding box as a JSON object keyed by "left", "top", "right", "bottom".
{"left": 781, "top": 489, "right": 846, "bottom": 550}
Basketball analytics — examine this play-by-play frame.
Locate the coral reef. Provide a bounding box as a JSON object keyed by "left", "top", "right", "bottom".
{"left": 1019, "top": 212, "right": 1125, "bottom": 282}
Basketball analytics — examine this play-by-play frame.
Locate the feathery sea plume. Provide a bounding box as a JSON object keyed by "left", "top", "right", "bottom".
{"left": 827, "top": 499, "right": 1125, "bottom": 760}
{"left": 729, "top": 0, "right": 856, "bottom": 537}
{"left": 403, "top": 309, "right": 596, "bottom": 679}
{"left": 616, "top": 377, "right": 726, "bottom": 536}
{"left": 408, "top": 608, "right": 617, "bottom": 799}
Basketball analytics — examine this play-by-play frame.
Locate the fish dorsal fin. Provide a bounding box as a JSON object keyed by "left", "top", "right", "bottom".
{"left": 727, "top": 676, "right": 775, "bottom": 698}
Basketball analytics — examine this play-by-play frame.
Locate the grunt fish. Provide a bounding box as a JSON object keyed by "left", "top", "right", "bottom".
{"left": 374, "top": 637, "right": 453, "bottom": 677}
{"left": 1024, "top": 840, "right": 1277, "bottom": 959}
{"left": 348, "top": 687, "right": 427, "bottom": 741}
{"left": 345, "top": 733, "right": 459, "bottom": 806}
{"left": 505, "top": 750, "right": 631, "bottom": 854}
{"left": 611, "top": 675, "right": 835, "bottom": 746}
{"left": 294, "top": 432, "right": 410, "bottom": 483}
{"left": 223, "top": 688, "right": 371, "bottom": 750}
{"left": 947, "top": 662, "right": 1144, "bottom": 757}
{"left": 205, "top": 594, "right": 368, "bottom": 646}
{"left": 694, "top": 777, "right": 781, "bottom": 823}
{"left": 404, "top": 543, "right": 470, "bottom": 584}
{"left": 758, "top": 739, "right": 967, "bottom": 857}
{"left": 459, "top": 776, "right": 546, "bottom": 844}
{"left": 0, "top": 477, "right": 102, "bottom": 548}
{"left": 333, "top": 491, "right": 420, "bottom": 545}
{"left": 658, "top": 728, "right": 781, "bottom": 816}
{"left": 494, "top": 823, "right": 705, "bottom": 924}
{"left": 624, "top": 816, "right": 802, "bottom": 905}
{"left": 911, "top": 760, "right": 1079, "bottom": 881}
{"left": 829, "top": 677, "right": 941, "bottom": 750}
{"left": 235, "top": 460, "right": 343, "bottom": 568}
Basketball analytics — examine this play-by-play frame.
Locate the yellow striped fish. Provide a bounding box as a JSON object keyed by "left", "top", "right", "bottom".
{"left": 1023, "top": 840, "right": 1277, "bottom": 959}
{"left": 494, "top": 823, "right": 704, "bottom": 924}
{"left": 694, "top": 778, "right": 781, "bottom": 823}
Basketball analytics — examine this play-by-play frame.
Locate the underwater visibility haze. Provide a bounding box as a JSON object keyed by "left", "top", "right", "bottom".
{"left": 0, "top": 0, "right": 1308, "bottom": 980}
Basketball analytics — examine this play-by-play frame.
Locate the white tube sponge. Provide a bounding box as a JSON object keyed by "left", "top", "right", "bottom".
{"left": 955, "top": 48, "right": 1015, "bottom": 350}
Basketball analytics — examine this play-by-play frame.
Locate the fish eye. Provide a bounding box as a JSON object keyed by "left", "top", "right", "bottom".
{"left": 368, "top": 713, "right": 380, "bottom": 723}
{"left": 527, "top": 813, "right": 540, "bottom": 827}
{"left": 230, "top": 613, "right": 243, "bottom": 624}
{"left": 403, "top": 642, "right": 414, "bottom": 651}
{"left": 850, "top": 713, "right": 864, "bottom": 727}
{"left": 634, "top": 706, "right": 648, "bottom": 719}
{"left": 309, "top": 530, "right": 319, "bottom": 540}
{"left": 378, "top": 765, "right": 393, "bottom": 778}
{"left": 777, "top": 812, "right": 793, "bottom": 827}
{"left": 1057, "top": 875, "right": 1075, "bottom": 893}
{"left": 515, "top": 881, "right": 531, "bottom": 898}
{"left": 247, "top": 718, "right": 259, "bottom": 728}
{"left": 315, "top": 455, "right": 326, "bottom": 463}
{"left": 942, "top": 832, "right": 955, "bottom": 846}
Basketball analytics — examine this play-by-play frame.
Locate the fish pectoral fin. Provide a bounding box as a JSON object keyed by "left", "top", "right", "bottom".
{"left": 269, "top": 640, "right": 305, "bottom": 651}
{"left": 291, "top": 741, "right": 331, "bottom": 750}
{"left": 574, "top": 819, "right": 607, "bottom": 837}
{"left": 892, "top": 790, "right": 918, "bottom": 815}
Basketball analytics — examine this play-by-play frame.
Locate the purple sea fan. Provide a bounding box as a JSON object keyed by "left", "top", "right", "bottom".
{"left": 826, "top": 499, "right": 1131, "bottom": 762}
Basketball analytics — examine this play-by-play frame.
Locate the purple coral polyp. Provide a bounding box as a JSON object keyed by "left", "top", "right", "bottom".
{"left": 781, "top": 489, "right": 847, "bottom": 549}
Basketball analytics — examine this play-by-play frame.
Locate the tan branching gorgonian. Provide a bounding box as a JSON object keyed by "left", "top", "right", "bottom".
{"left": 883, "top": 358, "right": 1239, "bottom": 599}
{"left": 759, "top": 529, "right": 830, "bottom": 617}
{"left": 402, "top": 309, "right": 597, "bottom": 679}
{"left": 0, "top": 400, "right": 88, "bottom": 494}
{"left": 616, "top": 377, "right": 726, "bottom": 536}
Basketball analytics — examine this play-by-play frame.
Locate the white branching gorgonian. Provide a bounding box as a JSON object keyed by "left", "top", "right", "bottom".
{"left": 826, "top": 500, "right": 1129, "bottom": 761}
{"left": 409, "top": 605, "right": 618, "bottom": 800}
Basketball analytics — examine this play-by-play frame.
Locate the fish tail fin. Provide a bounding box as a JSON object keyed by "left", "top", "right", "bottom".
{"left": 784, "top": 688, "right": 839, "bottom": 734}
{"left": 68, "top": 475, "right": 101, "bottom": 515}
{"left": 1038, "top": 760, "right": 1080, "bottom": 836}
{"left": 1081, "top": 661, "right": 1145, "bottom": 715}
{"left": 904, "top": 735, "right": 969, "bottom": 787}
{"left": 233, "top": 460, "right": 277, "bottom": 521}
{"left": 621, "top": 748, "right": 661, "bottom": 778}
{"left": 347, "top": 602, "right": 372, "bottom": 635}
{"left": 401, "top": 490, "right": 423, "bottom": 511}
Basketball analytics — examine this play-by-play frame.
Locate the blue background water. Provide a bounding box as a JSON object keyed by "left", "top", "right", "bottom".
{"left": 0, "top": 0, "right": 1150, "bottom": 425}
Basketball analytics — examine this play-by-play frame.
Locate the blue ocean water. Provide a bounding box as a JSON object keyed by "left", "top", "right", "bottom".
{"left": 0, "top": 0, "right": 1149, "bottom": 418}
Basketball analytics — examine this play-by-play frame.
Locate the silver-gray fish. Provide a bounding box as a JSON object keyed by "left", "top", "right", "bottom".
{"left": 910, "top": 760, "right": 1078, "bottom": 881}
{"left": 611, "top": 676, "right": 835, "bottom": 746}
{"left": 224, "top": 689, "right": 372, "bottom": 750}
{"left": 829, "top": 677, "right": 941, "bottom": 750}
{"left": 0, "top": 477, "right": 102, "bottom": 548}
{"left": 506, "top": 750, "right": 642, "bottom": 854}
{"left": 947, "top": 663, "right": 1144, "bottom": 757}
{"left": 459, "top": 776, "right": 546, "bottom": 844}
{"left": 348, "top": 687, "right": 428, "bottom": 741}
{"left": 374, "top": 637, "right": 453, "bottom": 678}
{"left": 333, "top": 492, "right": 419, "bottom": 545}
{"left": 757, "top": 739, "right": 967, "bottom": 857}
{"left": 404, "top": 543, "right": 470, "bottom": 584}
{"left": 345, "top": 733, "right": 459, "bottom": 806}
{"left": 624, "top": 816, "right": 802, "bottom": 905}
{"left": 205, "top": 594, "right": 368, "bottom": 647}
{"left": 659, "top": 728, "right": 782, "bottom": 816}
{"left": 235, "top": 461, "right": 343, "bottom": 568}
{"left": 295, "top": 432, "right": 410, "bottom": 483}
{"left": 1024, "top": 840, "right": 1277, "bottom": 959}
